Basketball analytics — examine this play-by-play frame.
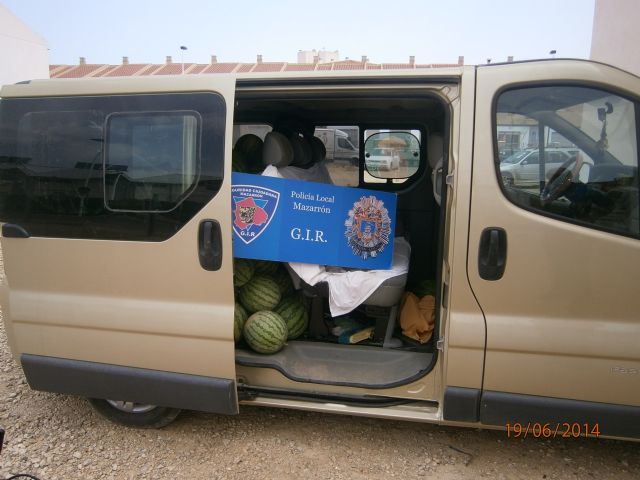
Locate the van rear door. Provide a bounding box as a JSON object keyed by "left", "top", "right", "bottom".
{"left": 0, "top": 77, "right": 238, "bottom": 414}
{"left": 469, "top": 61, "right": 640, "bottom": 439}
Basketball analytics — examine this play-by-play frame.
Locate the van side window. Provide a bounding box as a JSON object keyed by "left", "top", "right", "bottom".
{"left": 337, "top": 137, "right": 351, "bottom": 149}
{"left": 105, "top": 112, "right": 200, "bottom": 212}
{"left": 364, "top": 129, "right": 422, "bottom": 185}
{"left": 314, "top": 126, "right": 359, "bottom": 186}
{"left": 0, "top": 93, "right": 225, "bottom": 241}
{"left": 496, "top": 86, "right": 639, "bottom": 238}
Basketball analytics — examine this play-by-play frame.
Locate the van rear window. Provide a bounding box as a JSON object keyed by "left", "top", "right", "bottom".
{"left": 0, "top": 93, "right": 225, "bottom": 241}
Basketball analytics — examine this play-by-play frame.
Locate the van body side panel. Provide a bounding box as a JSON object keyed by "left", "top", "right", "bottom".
{"left": 442, "top": 67, "right": 487, "bottom": 397}
{"left": 0, "top": 78, "right": 239, "bottom": 412}
{"left": 470, "top": 61, "right": 640, "bottom": 409}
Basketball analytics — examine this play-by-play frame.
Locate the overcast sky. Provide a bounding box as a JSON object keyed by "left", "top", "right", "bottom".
{"left": 3, "top": 0, "right": 596, "bottom": 66}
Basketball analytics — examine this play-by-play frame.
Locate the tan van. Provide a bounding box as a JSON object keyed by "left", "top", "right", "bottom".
{"left": 0, "top": 59, "right": 638, "bottom": 438}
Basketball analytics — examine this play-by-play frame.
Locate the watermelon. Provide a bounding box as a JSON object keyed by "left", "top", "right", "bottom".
{"left": 233, "top": 259, "right": 255, "bottom": 287}
{"left": 272, "top": 267, "right": 295, "bottom": 296}
{"left": 239, "top": 275, "right": 281, "bottom": 313}
{"left": 243, "top": 311, "right": 288, "bottom": 354}
{"left": 275, "top": 296, "right": 308, "bottom": 340}
{"left": 234, "top": 302, "right": 248, "bottom": 342}
{"left": 253, "top": 260, "right": 279, "bottom": 275}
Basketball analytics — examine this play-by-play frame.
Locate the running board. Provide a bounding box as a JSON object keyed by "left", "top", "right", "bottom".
{"left": 241, "top": 395, "right": 441, "bottom": 422}
{"left": 236, "top": 341, "right": 434, "bottom": 389}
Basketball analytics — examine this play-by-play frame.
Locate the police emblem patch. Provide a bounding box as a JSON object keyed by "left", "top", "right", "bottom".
{"left": 232, "top": 184, "right": 280, "bottom": 244}
{"left": 344, "top": 195, "right": 391, "bottom": 260}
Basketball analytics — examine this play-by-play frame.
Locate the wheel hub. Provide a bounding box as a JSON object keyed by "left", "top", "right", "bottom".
{"left": 106, "top": 399, "right": 157, "bottom": 413}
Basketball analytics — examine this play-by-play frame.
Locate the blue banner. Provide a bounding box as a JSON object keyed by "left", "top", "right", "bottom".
{"left": 232, "top": 173, "right": 397, "bottom": 270}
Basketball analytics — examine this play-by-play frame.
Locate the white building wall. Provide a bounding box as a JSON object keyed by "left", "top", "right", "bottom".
{"left": 0, "top": 4, "right": 49, "bottom": 87}
{"left": 590, "top": 0, "right": 640, "bottom": 76}
{"left": 297, "top": 49, "right": 340, "bottom": 64}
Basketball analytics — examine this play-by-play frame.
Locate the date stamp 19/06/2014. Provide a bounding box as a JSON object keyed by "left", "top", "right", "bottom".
{"left": 506, "top": 422, "right": 601, "bottom": 439}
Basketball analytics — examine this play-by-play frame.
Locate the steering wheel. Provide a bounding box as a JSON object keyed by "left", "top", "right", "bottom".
{"left": 541, "top": 154, "right": 584, "bottom": 205}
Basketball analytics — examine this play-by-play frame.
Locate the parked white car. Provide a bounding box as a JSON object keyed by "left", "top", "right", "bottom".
{"left": 365, "top": 147, "right": 400, "bottom": 172}
{"left": 500, "top": 148, "right": 578, "bottom": 187}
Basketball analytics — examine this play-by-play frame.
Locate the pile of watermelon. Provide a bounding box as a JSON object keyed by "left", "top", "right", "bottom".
{"left": 233, "top": 259, "right": 309, "bottom": 354}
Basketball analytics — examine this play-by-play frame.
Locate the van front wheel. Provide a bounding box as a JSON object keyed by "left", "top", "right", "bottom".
{"left": 88, "top": 398, "right": 181, "bottom": 428}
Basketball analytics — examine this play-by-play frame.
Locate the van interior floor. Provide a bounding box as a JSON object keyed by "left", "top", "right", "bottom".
{"left": 235, "top": 341, "right": 433, "bottom": 388}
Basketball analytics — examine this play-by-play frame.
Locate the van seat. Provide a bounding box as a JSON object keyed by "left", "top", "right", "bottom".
{"left": 587, "top": 164, "right": 638, "bottom": 235}
{"left": 262, "top": 131, "right": 333, "bottom": 184}
{"left": 260, "top": 130, "right": 410, "bottom": 346}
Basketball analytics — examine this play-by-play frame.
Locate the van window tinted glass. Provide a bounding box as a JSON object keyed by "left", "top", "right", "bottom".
{"left": 0, "top": 93, "right": 225, "bottom": 241}
{"left": 314, "top": 126, "right": 359, "bottom": 186}
{"left": 364, "top": 131, "right": 420, "bottom": 180}
{"left": 364, "top": 129, "right": 422, "bottom": 185}
{"left": 105, "top": 112, "right": 199, "bottom": 212}
{"left": 496, "top": 86, "right": 639, "bottom": 238}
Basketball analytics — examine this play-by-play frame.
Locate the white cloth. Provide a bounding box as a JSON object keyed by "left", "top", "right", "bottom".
{"left": 262, "top": 165, "right": 410, "bottom": 316}
{"left": 262, "top": 163, "right": 333, "bottom": 184}
{"left": 289, "top": 237, "right": 410, "bottom": 316}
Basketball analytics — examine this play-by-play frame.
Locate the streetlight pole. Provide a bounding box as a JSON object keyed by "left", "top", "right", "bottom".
{"left": 180, "top": 45, "right": 188, "bottom": 74}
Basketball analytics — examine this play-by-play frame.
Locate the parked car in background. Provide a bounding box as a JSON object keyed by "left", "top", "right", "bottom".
{"left": 364, "top": 147, "right": 400, "bottom": 172}
{"left": 500, "top": 148, "right": 579, "bottom": 186}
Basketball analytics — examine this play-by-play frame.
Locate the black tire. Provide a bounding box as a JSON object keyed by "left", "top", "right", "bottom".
{"left": 88, "top": 398, "right": 181, "bottom": 428}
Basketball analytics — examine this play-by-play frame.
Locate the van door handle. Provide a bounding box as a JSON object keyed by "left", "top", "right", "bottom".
{"left": 198, "top": 220, "right": 223, "bottom": 271}
{"left": 478, "top": 227, "right": 507, "bottom": 281}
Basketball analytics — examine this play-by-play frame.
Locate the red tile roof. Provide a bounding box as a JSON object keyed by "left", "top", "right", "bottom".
{"left": 56, "top": 64, "right": 108, "bottom": 78}
{"left": 153, "top": 63, "right": 195, "bottom": 75}
{"left": 284, "top": 64, "right": 316, "bottom": 71}
{"left": 416, "top": 63, "right": 459, "bottom": 68}
{"left": 252, "top": 62, "right": 285, "bottom": 72}
{"left": 188, "top": 64, "right": 208, "bottom": 74}
{"left": 333, "top": 62, "right": 365, "bottom": 70}
{"left": 382, "top": 63, "right": 414, "bottom": 69}
{"left": 137, "top": 64, "right": 163, "bottom": 76}
{"left": 103, "top": 64, "right": 147, "bottom": 77}
{"left": 202, "top": 63, "right": 239, "bottom": 73}
{"left": 94, "top": 65, "right": 118, "bottom": 77}
{"left": 48, "top": 59, "right": 463, "bottom": 78}
{"left": 236, "top": 64, "right": 255, "bottom": 73}
{"left": 49, "top": 65, "right": 73, "bottom": 76}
